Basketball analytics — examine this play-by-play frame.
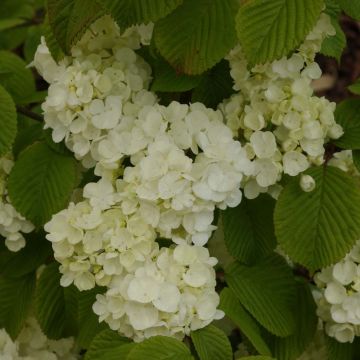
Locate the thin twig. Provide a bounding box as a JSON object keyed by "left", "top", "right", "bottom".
{"left": 16, "top": 106, "right": 43, "bottom": 122}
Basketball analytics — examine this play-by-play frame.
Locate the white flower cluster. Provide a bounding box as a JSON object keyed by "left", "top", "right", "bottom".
{"left": 0, "top": 317, "right": 78, "bottom": 360}
{"left": 314, "top": 240, "right": 360, "bottom": 343}
{"left": 33, "top": 16, "right": 154, "bottom": 168}
{"left": 93, "top": 243, "right": 223, "bottom": 342}
{"left": 220, "top": 14, "right": 343, "bottom": 199}
{"left": 41, "top": 15, "right": 253, "bottom": 340}
{"left": 0, "top": 156, "right": 34, "bottom": 252}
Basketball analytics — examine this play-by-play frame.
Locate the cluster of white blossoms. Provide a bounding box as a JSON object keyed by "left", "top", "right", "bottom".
{"left": 220, "top": 13, "right": 343, "bottom": 199}
{"left": 33, "top": 16, "right": 154, "bottom": 167}
{"left": 93, "top": 243, "right": 223, "bottom": 341}
{"left": 314, "top": 240, "right": 360, "bottom": 343}
{"left": 0, "top": 317, "right": 78, "bottom": 360}
{"left": 40, "top": 15, "right": 254, "bottom": 340}
{"left": 0, "top": 156, "right": 34, "bottom": 252}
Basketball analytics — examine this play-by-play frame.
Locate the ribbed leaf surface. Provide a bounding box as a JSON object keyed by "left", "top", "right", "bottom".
{"left": 219, "top": 288, "right": 272, "bottom": 356}
{"left": 100, "top": 0, "right": 183, "bottom": 29}
{"left": 223, "top": 194, "right": 276, "bottom": 265}
{"left": 8, "top": 142, "right": 77, "bottom": 227}
{"left": 0, "top": 273, "right": 35, "bottom": 338}
{"left": 0, "top": 50, "right": 35, "bottom": 103}
{"left": 154, "top": 0, "right": 238, "bottom": 74}
{"left": 236, "top": 0, "right": 324, "bottom": 65}
{"left": 127, "top": 336, "right": 193, "bottom": 360}
{"left": 274, "top": 166, "right": 360, "bottom": 270}
{"left": 226, "top": 255, "right": 297, "bottom": 337}
{"left": 191, "top": 325, "right": 232, "bottom": 360}
{"left": 35, "top": 263, "right": 79, "bottom": 339}
{"left": 0, "top": 85, "right": 17, "bottom": 156}
{"left": 47, "top": 0, "right": 103, "bottom": 53}
{"left": 334, "top": 99, "right": 360, "bottom": 149}
{"left": 85, "top": 329, "right": 133, "bottom": 360}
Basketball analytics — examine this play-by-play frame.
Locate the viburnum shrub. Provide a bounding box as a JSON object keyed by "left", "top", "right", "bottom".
{"left": 2, "top": 0, "right": 360, "bottom": 358}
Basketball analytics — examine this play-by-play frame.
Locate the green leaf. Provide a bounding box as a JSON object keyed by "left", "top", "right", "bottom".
{"left": 0, "top": 0, "right": 34, "bottom": 20}
{"left": 77, "top": 287, "right": 107, "bottom": 348}
{"left": 325, "top": 335, "right": 354, "bottom": 360}
{"left": 0, "top": 232, "right": 52, "bottom": 278}
{"left": 0, "top": 272, "right": 36, "bottom": 338}
{"left": 334, "top": 99, "right": 360, "bottom": 149}
{"left": 85, "top": 329, "right": 133, "bottom": 360}
{"left": 46, "top": 0, "right": 104, "bottom": 54}
{"left": 24, "top": 25, "right": 45, "bottom": 63}
{"left": 266, "top": 282, "right": 317, "bottom": 360}
{"left": 219, "top": 288, "right": 272, "bottom": 356}
{"left": 223, "top": 194, "right": 276, "bottom": 265}
{"left": 127, "top": 336, "right": 194, "bottom": 360}
{"left": 191, "top": 325, "right": 232, "bottom": 360}
{"left": 100, "top": 0, "right": 183, "bottom": 29}
{"left": 352, "top": 150, "right": 360, "bottom": 173}
{"left": 0, "top": 18, "right": 25, "bottom": 31}
{"left": 236, "top": 0, "right": 324, "bottom": 66}
{"left": 337, "top": 0, "right": 360, "bottom": 20}
{"left": 43, "top": 20, "right": 65, "bottom": 61}
{"left": 0, "top": 85, "right": 17, "bottom": 156}
{"left": 8, "top": 141, "right": 77, "bottom": 227}
{"left": 348, "top": 80, "right": 360, "bottom": 95}
{"left": 191, "top": 60, "right": 235, "bottom": 109}
{"left": 274, "top": 166, "right": 360, "bottom": 270}
{"left": 36, "top": 263, "right": 79, "bottom": 339}
{"left": 225, "top": 255, "right": 297, "bottom": 337}
{"left": 13, "top": 123, "right": 44, "bottom": 158}
{"left": 151, "top": 56, "right": 202, "bottom": 92}
{"left": 154, "top": 0, "right": 238, "bottom": 75}
{"left": 238, "top": 357, "right": 275, "bottom": 360}
{"left": 0, "top": 51, "right": 36, "bottom": 103}
{"left": 320, "top": 18, "right": 346, "bottom": 62}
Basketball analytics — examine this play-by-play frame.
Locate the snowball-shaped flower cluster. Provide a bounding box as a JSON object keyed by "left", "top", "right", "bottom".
{"left": 0, "top": 317, "right": 78, "bottom": 360}
{"left": 33, "top": 16, "right": 154, "bottom": 167}
{"left": 93, "top": 243, "right": 223, "bottom": 342}
{"left": 220, "top": 14, "right": 343, "bottom": 199}
{"left": 0, "top": 156, "right": 34, "bottom": 252}
{"left": 314, "top": 240, "right": 360, "bottom": 343}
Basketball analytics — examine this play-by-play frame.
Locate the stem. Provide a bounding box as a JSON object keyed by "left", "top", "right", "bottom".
{"left": 16, "top": 106, "right": 43, "bottom": 122}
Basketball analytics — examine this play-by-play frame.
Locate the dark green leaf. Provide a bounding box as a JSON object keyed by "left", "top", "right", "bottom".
{"left": 36, "top": 263, "right": 79, "bottom": 339}
{"left": 267, "top": 282, "right": 318, "bottom": 360}
{"left": 99, "top": 0, "right": 183, "bottom": 29}
{"left": 223, "top": 194, "right": 276, "bottom": 265}
{"left": 46, "top": 0, "right": 104, "bottom": 54}
{"left": 85, "top": 329, "right": 133, "bottom": 360}
{"left": 0, "top": 232, "right": 52, "bottom": 278}
{"left": 8, "top": 142, "right": 77, "bottom": 227}
{"left": 191, "top": 60, "right": 235, "bottom": 109}
{"left": 154, "top": 0, "right": 238, "bottom": 75}
{"left": 127, "top": 336, "right": 194, "bottom": 360}
{"left": 274, "top": 166, "right": 360, "bottom": 270}
{"left": 0, "top": 272, "right": 36, "bottom": 338}
{"left": 225, "top": 255, "right": 297, "bottom": 337}
{"left": 191, "top": 325, "right": 232, "bottom": 360}
{"left": 325, "top": 335, "right": 354, "bottom": 360}
{"left": 0, "top": 85, "right": 17, "bottom": 156}
{"left": 219, "top": 288, "right": 272, "bottom": 356}
{"left": 77, "top": 287, "right": 107, "bottom": 348}
{"left": 151, "top": 56, "right": 202, "bottom": 92}
{"left": 334, "top": 99, "right": 360, "bottom": 149}
{"left": 0, "top": 51, "right": 36, "bottom": 103}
